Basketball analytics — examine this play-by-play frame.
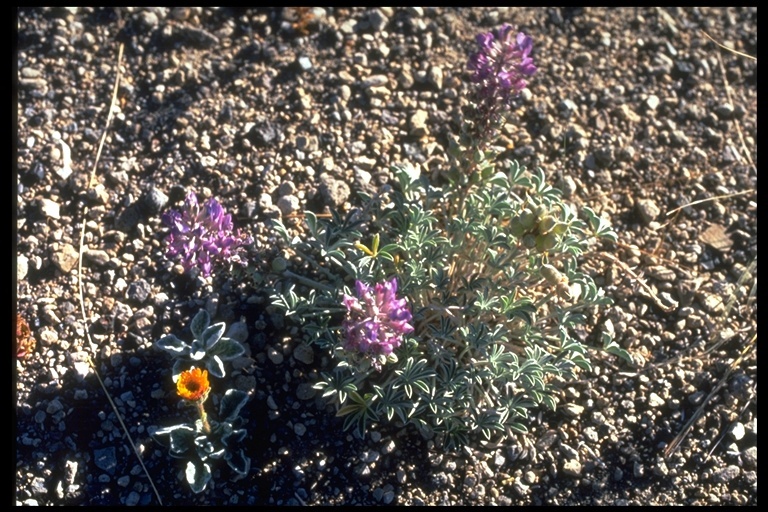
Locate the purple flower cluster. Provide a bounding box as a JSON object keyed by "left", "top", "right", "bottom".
{"left": 162, "top": 191, "right": 252, "bottom": 277}
{"left": 468, "top": 24, "right": 536, "bottom": 104}
{"left": 342, "top": 278, "right": 414, "bottom": 370}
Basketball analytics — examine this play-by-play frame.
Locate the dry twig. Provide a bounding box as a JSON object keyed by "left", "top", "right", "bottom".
{"left": 75, "top": 43, "right": 163, "bottom": 506}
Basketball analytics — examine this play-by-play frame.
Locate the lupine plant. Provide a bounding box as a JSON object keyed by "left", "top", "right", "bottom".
{"left": 153, "top": 311, "right": 250, "bottom": 492}
{"left": 162, "top": 191, "right": 252, "bottom": 277}
{"left": 269, "top": 24, "right": 631, "bottom": 449}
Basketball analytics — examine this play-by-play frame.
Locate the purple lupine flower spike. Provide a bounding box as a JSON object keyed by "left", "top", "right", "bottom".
{"left": 468, "top": 24, "right": 536, "bottom": 103}
{"left": 341, "top": 277, "right": 414, "bottom": 371}
{"left": 466, "top": 25, "right": 537, "bottom": 147}
{"left": 162, "top": 191, "right": 252, "bottom": 277}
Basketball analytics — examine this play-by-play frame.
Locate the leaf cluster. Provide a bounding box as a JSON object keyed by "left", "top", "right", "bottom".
{"left": 153, "top": 389, "right": 250, "bottom": 493}
{"left": 155, "top": 309, "right": 246, "bottom": 381}
{"left": 270, "top": 158, "right": 628, "bottom": 449}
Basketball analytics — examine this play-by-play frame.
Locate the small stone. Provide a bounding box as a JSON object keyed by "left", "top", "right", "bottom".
{"left": 94, "top": 446, "right": 117, "bottom": 473}
{"left": 276, "top": 195, "right": 300, "bottom": 217}
{"left": 558, "top": 175, "right": 578, "bottom": 198}
{"left": 714, "top": 103, "right": 734, "bottom": 120}
{"left": 713, "top": 465, "right": 740, "bottom": 483}
{"left": 226, "top": 319, "right": 249, "bottom": 343}
{"left": 427, "top": 66, "right": 443, "bottom": 89}
{"left": 361, "top": 74, "right": 389, "bottom": 88}
{"left": 700, "top": 294, "right": 725, "bottom": 315}
{"left": 367, "top": 8, "right": 389, "bottom": 31}
{"left": 318, "top": 176, "right": 350, "bottom": 208}
{"left": 355, "top": 156, "right": 377, "bottom": 171}
{"left": 409, "top": 110, "right": 429, "bottom": 137}
{"left": 64, "top": 459, "right": 78, "bottom": 485}
{"left": 382, "top": 439, "right": 396, "bottom": 455}
{"left": 142, "top": 187, "right": 168, "bottom": 215}
{"left": 728, "top": 422, "right": 745, "bottom": 441}
{"left": 126, "top": 279, "right": 152, "bottom": 304}
{"left": 648, "top": 392, "right": 665, "bottom": 407}
{"left": 39, "top": 198, "right": 61, "bottom": 219}
{"left": 647, "top": 266, "right": 676, "bottom": 282}
{"left": 293, "top": 343, "right": 314, "bottom": 364}
{"left": 46, "top": 399, "right": 64, "bottom": 414}
{"left": 297, "top": 56, "right": 313, "bottom": 71}
{"left": 645, "top": 94, "right": 660, "bottom": 111}
{"left": 125, "top": 491, "right": 140, "bottom": 506}
{"left": 563, "top": 403, "right": 584, "bottom": 417}
{"left": 17, "top": 254, "right": 29, "bottom": 280}
{"left": 562, "top": 459, "right": 582, "bottom": 477}
{"left": 742, "top": 446, "right": 757, "bottom": 469}
{"left": 636, "top": 198, "right": 661, "bottom": 225}
{"left": 296, "top": 382, "right": 317, "bottom": 401}
{"left": 267, "top": 346, "right": 284, "bottom": 365}
{"left": 294, "top": 423, "right": 306, "bottom": 436}
{"left": 52, "top": 243, "right": 80, "bottom": 273}
{"left": 84, "top": 249, "right": 111, "bottom": 267}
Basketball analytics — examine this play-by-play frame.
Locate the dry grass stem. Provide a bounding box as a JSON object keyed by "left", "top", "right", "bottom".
{"left": 74, "top": 42, "right": 163, "bottom": 506}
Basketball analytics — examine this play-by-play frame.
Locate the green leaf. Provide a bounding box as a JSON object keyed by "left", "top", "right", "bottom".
{"left": 601, "top": 332, "right": 634, "bottom": 365}
{"left": 220, "top": 389, "right": 249, "bottom": 422}
{"left": 189, "top": 339, "right": 207, "bottom": 361}
{"left": 337, "top": 390, "right": 379, "bottom": 438}
{"left": 169, "top": 425, "right": 197, "bottom": 457}
{"left": 222, "top": 428, "right": 248, "bottom": 446}
{"left": 186, "top": 459, "right": 211, "bottom": 494}
{"left": 305, "top": 210, "right": 318, "bottom": 238}
{"left": 190, "top": 310, "right": 211, "bottom": 340}
{"left": 507, "top": 422, "right": 529, "bottom": 434}
{"left": 201, "top": 322, "right": 226, "bottom": 351}
{"left": 226, "top": 449, "right": 251, "bottom": 476}
{"left": 194, "top": 435, "right": 220, "bottom": 460}
{"left": 541, "top": 394, "right": 558, "bottom": 411}
{"left": 155, "top": 334, "right": 190, "bottom": 356}
{"left": 270, "top": 218, "right": 291, "bottom": 243}
{"left": 394, "top": 358, "right": 436, "bottom": 399}
{"left": 208, "top": 337, "right": 246, "bottom": 360}
{"left": 206, "top": 355, "right": 226, "bottom": 379}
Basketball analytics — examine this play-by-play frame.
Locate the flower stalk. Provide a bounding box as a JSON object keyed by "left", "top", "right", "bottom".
{"left": 195, "top": 400, "right": 212, "bottom": 435}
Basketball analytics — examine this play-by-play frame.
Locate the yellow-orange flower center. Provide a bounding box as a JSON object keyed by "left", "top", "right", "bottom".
{"left": 177, "top": 367, "right": 210, "bottom": 401}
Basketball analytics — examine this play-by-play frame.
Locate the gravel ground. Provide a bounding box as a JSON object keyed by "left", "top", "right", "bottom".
{"left": 15, "top": 7, "right": 756, "bottom": 506}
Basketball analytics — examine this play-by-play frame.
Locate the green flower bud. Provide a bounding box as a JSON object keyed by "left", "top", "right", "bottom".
{"left": 540, "top": 263, "right": 564, "bottom": 286}
{"left": 508, "top": 218, "right": 526, "bottom": 238}
{"left": 537, "top": 215, "right": 558, "bottom": 235}
{"left": 535, "top": 233, "right": 558, "bottom": 252}
{"left": 519, "top": 208, "right": 536, "bottom": 230}
{"left": 551, "top": 222, "right": 569, "bottom": 236}
{"left": 522, "top": 233, "right": 537, "bottom": 249}
{"left": 533, "top": 204, "right": 548, "bottom": 220}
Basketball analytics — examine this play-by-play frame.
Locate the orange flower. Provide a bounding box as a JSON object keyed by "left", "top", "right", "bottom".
{"left": 176, "top": 368, "right": 210, "bottom": 402}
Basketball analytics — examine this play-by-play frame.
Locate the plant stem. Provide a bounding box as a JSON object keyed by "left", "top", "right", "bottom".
{"left": 283, "top": 269, "right": 337, "bottom": 294}
{"left": 196, "top": 401, "right": 212, "bottom": 435}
